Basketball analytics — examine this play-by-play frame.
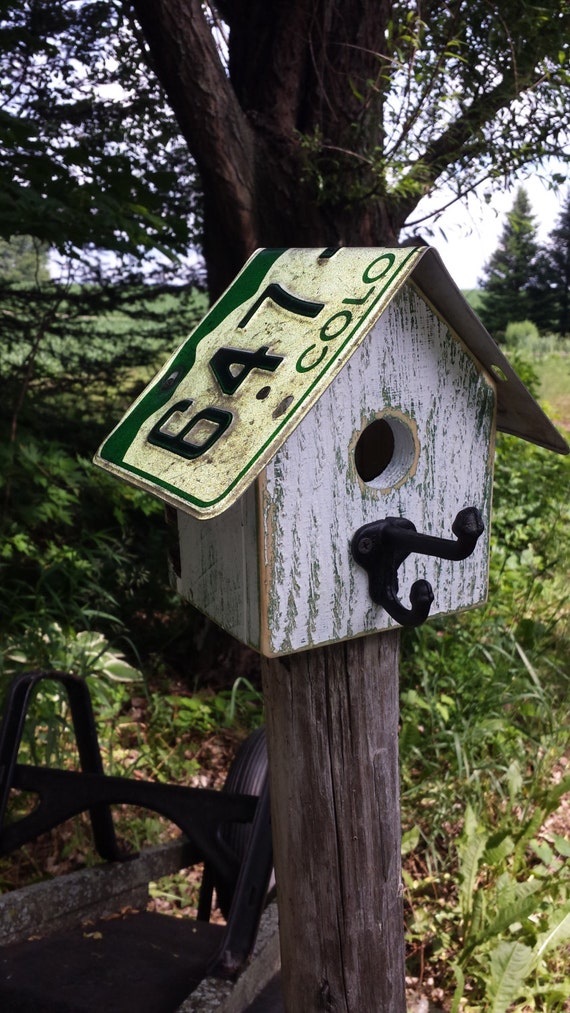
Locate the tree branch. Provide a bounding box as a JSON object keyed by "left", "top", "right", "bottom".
{"left": 130, "top": 0, "right": 257, "bottom": 290}
{"left": 395, "top": 62, "right": 554, "bottom": 220}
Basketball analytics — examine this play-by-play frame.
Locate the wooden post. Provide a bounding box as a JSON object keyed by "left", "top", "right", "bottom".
{"left": 261, "top": 630, "right": 406, "bottom": 1013}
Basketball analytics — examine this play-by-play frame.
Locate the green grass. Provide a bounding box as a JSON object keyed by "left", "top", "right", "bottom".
{"left": 399, "top": 336, "right": 570, "bottom": 1008}
{"left": 535, "top": 352, "right": 570, "bottom": 430}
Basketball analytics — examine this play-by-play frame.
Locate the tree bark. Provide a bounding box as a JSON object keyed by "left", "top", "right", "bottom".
{"left": 131, "top": 0, "right": 258, "bottom": 294}
{"left": 130, "top": 0, "right": 400, "bottom": 297}
{"left": 261, "top": 631, "right": 406, "bottom": 1013}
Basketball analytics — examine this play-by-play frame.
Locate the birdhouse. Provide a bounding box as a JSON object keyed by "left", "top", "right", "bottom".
{"left": 94, "top": 247, "right": 566, "bottom": 657}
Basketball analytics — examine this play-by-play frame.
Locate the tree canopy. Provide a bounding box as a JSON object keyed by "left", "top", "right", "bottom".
{"left": 0, "top": 0, "right": 199, "bottom": 277}
{"left": 1, "top": 2, "right": 569, "bottom": 296}
{"left": 536, "top": 190, "right": 570, "bottom": 336}
{"left": 131, "top": 0, "right": 570, "bottom": 294}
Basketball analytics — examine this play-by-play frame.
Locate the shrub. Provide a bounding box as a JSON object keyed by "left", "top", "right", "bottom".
{"left": 506, "top": 319, "right": 540, "bottom": 344}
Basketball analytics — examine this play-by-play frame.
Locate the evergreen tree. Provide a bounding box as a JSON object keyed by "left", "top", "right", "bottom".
{"left": 544, "top": 191, "right": 570, "bottom": 336}
{"left": 479, "top": 188, "right": 539, "bottom": 339}
{"left": 526, "top": 245, "right": 559, "bottom": 334}
{"left": 525, "top": 190, "right": 570, "bottom": 336}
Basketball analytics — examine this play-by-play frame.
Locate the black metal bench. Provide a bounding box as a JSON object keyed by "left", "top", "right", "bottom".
{"left": 0, "top": 670, "right": 273, "bottom": 1013}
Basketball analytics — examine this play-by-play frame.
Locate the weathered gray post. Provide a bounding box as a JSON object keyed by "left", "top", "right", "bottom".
{"left": 95, "top": 246, "right": 566, "bottom": 1012}
{"left": 262, "top": 633, "right": 405, "bottom": 1011}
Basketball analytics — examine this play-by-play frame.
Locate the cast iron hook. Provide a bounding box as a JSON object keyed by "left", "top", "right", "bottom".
{"left": 351, "top": 507, "right": 484, "bottom": 628}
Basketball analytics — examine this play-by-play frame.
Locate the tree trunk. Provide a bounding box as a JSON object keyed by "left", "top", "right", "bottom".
{"left": 261, "top": 631, "right": 406, "bottom": 1013}
{"left": 130, "top": 0, "right": 403, "bottom": 297}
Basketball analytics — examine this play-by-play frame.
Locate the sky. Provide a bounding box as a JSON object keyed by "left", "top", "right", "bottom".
{"left": 406, "top": 171, "right": 568, "bottom": 290}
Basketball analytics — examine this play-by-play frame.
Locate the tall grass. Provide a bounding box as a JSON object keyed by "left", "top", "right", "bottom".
{"left": 399, "top": 342, "right": 569, "bottom": 1008}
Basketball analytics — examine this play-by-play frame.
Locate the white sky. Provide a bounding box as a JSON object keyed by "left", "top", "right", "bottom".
{"left": 407, "top": 171, "right": 568, "bottom": 290}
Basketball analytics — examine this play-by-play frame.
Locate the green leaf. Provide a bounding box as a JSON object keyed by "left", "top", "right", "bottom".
{"left": 552, "top": 835, "right": 570, "bottom": 858}
{"left": 506, "top": 759, "right": 523, "bottom": 802}
{"left": 101, "top": 657, "right": 143, "bottom": 682}
{"left": 457, "top": 805, "right": 488, "bottom": 921}
{"left": 488, "top": 940, "right": 534, "bottom": 1013}
{"left": 402, "top": 825, "right": 421, "bottom": 856}
{"left": 482, "top": 885, "right": 544, "bottom": 943}
{"left": 532, "top": 904, "right": 570, "bottom": 965}
{"left": 450, "top": 963, "right": 465, "bottom": 1013}
{"left": 529, "top": 839, "right": 555, "bottom": 865}
{"left": 483, "top": 832, "right": 515, "bottom": 866}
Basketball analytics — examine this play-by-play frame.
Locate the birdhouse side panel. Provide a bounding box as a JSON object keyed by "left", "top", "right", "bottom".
{"left": 260, "top": 284, "right": 495, "bottom": 656}
{"left": 174, "top": 484, "right": 261, "bottom": 650}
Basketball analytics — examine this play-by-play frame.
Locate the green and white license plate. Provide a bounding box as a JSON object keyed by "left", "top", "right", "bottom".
{"left": 94, "top": 246, "right": 422, "bottom": 518}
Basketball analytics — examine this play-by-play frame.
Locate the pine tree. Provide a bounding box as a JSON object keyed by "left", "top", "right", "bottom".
{"left": 526, "top": 245, "right": 559, "bottom": 334}
{"left": 479, "top": 188, "right": 539, "bottom": 339}
{"left": 525, "top": 190, "right": 570, "bottom": 336}
{"left": 546, "top": 190, "right": 570, "bottom": 336}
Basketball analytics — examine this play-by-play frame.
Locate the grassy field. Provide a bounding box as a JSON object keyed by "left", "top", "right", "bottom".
{"left": 537, "top": 351, "right": 570, "bottom": 431}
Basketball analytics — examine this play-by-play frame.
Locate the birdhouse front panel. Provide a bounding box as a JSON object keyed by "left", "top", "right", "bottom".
{"left": 257, "top": 282, "right": 496, "bottom": 655}
{"left": 174, "top": 483, "right": 262, "bottom": 650}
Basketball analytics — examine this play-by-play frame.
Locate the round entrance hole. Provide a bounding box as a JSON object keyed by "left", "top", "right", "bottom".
{"left": 354, "top": 414, "right": 418, "bottom": 490}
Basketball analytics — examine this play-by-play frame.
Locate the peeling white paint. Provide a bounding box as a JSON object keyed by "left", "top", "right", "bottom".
{"left": 176, "top": 284, "right": 495, "bottom": 657}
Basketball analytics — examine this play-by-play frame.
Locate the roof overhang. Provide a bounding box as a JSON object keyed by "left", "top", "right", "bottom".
{"left": 411, "top": 248, "right": 568, "bottom": 455}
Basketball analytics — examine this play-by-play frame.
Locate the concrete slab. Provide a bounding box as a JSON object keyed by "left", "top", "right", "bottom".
{"left": 178, "top": 902, "right": 280, "bottom": 1013}
{"left": 0, "top": 841, "right": 195, "bottom": 945}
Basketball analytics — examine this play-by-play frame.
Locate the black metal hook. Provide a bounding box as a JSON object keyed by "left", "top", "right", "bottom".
{"left": 351, "top": 507, "right": 484, "bottom": 627}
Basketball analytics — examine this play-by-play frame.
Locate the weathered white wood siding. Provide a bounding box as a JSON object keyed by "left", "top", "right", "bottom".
{"left": 259, "top": 283, "right": 495, "bottom": 655}
{"left": 175, "top": 283, "right": 495, "bottom": 656}
{"left": 175, "top": 482, "right": 261, "bottom": 650}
